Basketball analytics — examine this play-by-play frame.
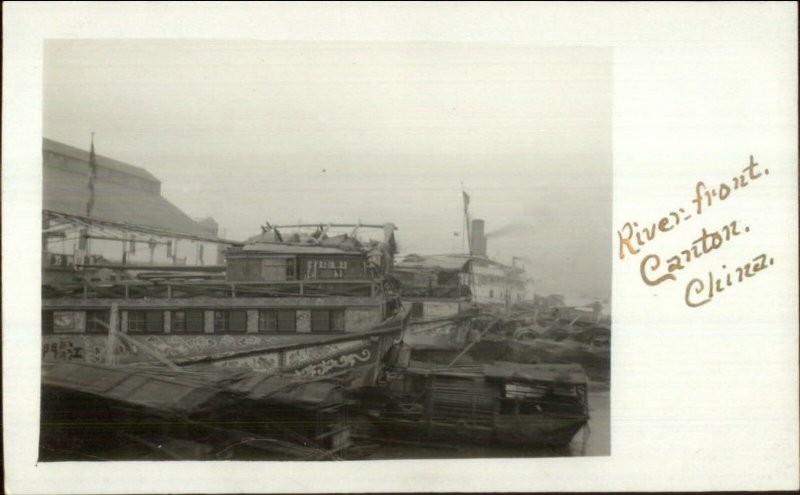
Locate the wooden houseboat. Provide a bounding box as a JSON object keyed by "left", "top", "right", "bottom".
{"left": 41, "top": 223, "right": 406, "bottom": 388}
{"left": 367, "top": 357, "right": 590, "bottom": 448}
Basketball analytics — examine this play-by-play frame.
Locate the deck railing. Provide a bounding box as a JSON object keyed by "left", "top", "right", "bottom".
{"left": 42, "top": 278, "right": 391, "bottom": 300}
{"left": 398, "top": 285, "right": 472, "bottom": 299}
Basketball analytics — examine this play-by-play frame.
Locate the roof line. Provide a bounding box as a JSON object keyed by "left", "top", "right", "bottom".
{"left": 44, "top": 210, "right": 242, "bottom": 245}
{"left": 43, "top": 137, "right": 160, "bottom": 183}
{"left": 272, "top": 223, "right": 397, "bottom": 230}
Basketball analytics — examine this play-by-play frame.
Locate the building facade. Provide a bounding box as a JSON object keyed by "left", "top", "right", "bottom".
{"left": 470, "top": 257, "right": 534, "bottom": 305}
{"left": 42, "top": 138, "right": 231, "bottom": 274}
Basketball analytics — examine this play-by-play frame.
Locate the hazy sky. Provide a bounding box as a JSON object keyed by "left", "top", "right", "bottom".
{"left": 44, "top": 40, "right": 612, "bottom": 297}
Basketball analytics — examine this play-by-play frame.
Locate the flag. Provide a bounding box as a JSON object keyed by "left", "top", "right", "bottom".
{"left": 86, "top": 133, "right": 97, "bottom": 217}
{"left": 462, "top": 190, "right": 470, "bottom": 213}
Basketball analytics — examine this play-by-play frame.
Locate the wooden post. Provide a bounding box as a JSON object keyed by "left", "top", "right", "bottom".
{"left": 106, "top": 303, "right": 118, "bottom": 365}
{"left": 278, "top": 350, "right": 286, "bottom": 371}
{"left": 445, "top": 317, "right": 502, "bottom": 369}
{"left": 91, "top": 312, "right": 180, "bottom": 370}
{"left": 113, "top": 330, "right": 181, "bottom": 370}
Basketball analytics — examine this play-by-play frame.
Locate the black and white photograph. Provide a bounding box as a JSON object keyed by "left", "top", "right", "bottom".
{"left": 39, "top": 40, "right": 611, "bottom": 461}
{"left": 3, "top": 3, "right": 798, "bottom": 494}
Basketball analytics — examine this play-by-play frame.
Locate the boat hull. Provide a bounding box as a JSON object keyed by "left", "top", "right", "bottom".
{"left": 368, "top": 412, "right": 588, "bottom": 447}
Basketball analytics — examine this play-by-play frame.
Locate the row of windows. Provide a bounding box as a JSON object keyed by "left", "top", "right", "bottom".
{"left": 473, "top": 274, "right": 526, "bottom": 290}
{"left": 76, "top": 230, "right": 206, "bottom": 262}
{"left": 484, "top": 289, "right": 526, "bottom": 300}
{"left": 43, "top": 309, "right": 346, "bottom": 334}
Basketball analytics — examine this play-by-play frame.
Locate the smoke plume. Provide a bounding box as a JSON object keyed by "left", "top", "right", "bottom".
{"left": 484, "top": 222, "right": 535, "bottom": 239}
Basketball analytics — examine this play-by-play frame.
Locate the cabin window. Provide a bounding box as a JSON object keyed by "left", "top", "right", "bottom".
{"left": 311, "top": 309, "right": 345, "bottom": 332}
{"left": 172, "top": 310, "right": 186, "bottom": 332}
{"left": 505, "top": 383, "right": 546, "bottom": 399}
{"left": 410, "top": 302, "right": 424, "bottom": 318}
{"left": 305, "top": 259, "right": 350, "bottom": 280}
{"left": 214, "top": 310, "right": 229, "bottom": 332}
{"left": 258, "top": 309, "right": 296, "bottom": 333}
{"left": 128, "top": 311, "right": 146, "bottom": 332}
{"left": 42, "top": 310, "right": 54, "bottom": 334}
{"left": 171, "top": 309, "right": 205, "bottom": 333}
{"left": 127, "top": 310, "right": 164, "bottom": 333}
{"left": 53, "top": 311, "right": 85, "bottom": 333}
{"left": 214, "top": 309, "right": 247, "bottom": 333}
{"left": 85, "top": 310, "right": 110, "bottom": 334}
{"left": 489, "top": 289, "right": 494, "bottom": 298}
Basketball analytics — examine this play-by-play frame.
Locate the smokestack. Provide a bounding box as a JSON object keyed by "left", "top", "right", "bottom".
{"left": 471, "top": 219, "right": 487, "bottom": 256}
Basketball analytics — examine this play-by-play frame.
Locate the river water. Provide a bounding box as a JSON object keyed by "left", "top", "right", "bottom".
{"left": 364, "top": 386, "right": 610, "bottom": 459}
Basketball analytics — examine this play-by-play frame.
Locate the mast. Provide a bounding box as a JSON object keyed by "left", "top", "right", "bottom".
{"left": 462, "top": 184, "right": 472, "bottom": 256}
{"left": 461, "top": 184, "right": 476, "bottom": 303}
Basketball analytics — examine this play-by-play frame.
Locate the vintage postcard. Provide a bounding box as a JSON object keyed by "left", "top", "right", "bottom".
{"left": 3, "top": 2, "right": 798, "bottom": 493}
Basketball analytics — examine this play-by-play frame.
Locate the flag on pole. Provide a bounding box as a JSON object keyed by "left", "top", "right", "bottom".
{"left": 86, "top": 133, "right": 97, "bottom": 217}
{"left": 462, "top": 190, "right": 470, "bottom": 213}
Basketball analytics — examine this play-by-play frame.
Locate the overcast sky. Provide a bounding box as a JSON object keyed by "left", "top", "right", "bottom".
{"left": 44, "top": 40, "right": 611, "bottom": 298}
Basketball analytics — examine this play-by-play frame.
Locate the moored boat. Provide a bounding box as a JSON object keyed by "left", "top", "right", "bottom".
{"left": 366, "top": 357, "right": 590, "bottom": 447}
{"left": 41, "top": 222, "right": 406, "bottom": 388}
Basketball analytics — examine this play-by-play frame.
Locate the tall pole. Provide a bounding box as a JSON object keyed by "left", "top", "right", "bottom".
{"left": 461, "top": 203, "right": 466, "bottom": 254}
{"left": 462, "top": 184, "right": 472, "bottom": 255}
{"left": 86, "top": 132, "right": 97, "bottom": 218}
{"left": 461, "top": 184, "right": 477, "bottom": 303}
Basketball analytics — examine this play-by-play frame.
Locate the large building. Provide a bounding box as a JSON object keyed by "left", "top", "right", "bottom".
{"left": 42, "top": 138, "right": 233, "bottom": 275}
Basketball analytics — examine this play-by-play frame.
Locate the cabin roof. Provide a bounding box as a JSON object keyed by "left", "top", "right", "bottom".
{"left": 41, "top": 362, "right": 227, "bottom": 415}
{"left": 226, "top": 372, "right": 343, "bottom": 408}
{"left": 234, "top": 243, "right": 363, "bottom": 256}
{"left": 43, "top": 361, "right": 345, "bottom": 413}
